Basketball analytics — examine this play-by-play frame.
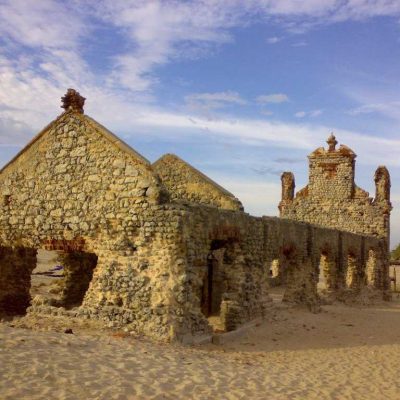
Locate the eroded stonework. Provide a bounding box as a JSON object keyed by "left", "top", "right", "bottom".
{"left": 279, "top": 134, "right": 392, "bottom": 242}
{"left": 0, "top": 93, "right": 391, "bottom": 342}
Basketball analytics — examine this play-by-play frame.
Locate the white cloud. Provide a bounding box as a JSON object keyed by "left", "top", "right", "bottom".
{"left": 258, "top": 0, "right": 400, "bottom": 22}
{"left": 1, "top": 0, "right": 400, "bottom": 101}
{"left": 291, "top": 41, "right": 308, "bottom": 47}
{"left": 0, "top": 0, "right": 87, "bottom": 49}
{"left": 348, "top": 102, "right": 400, "bottom": 120}
{"left": 267, "top": 36, "right": 281, "bottom": 44}
{"left": 88, "top": 0, "right": 247, "bottom": 92}
{"left": 309, "top": 109, "right": 323, "bottom": 117}
{"left": 185, "top": 91, "right": 246, "bottom": 115}
{"left": 295, "top": 111, "right": 307, "bottom": 118}
{"left": 83, "top": 100, "right": 400, "bottom": 167}
{"left": 261, "top": 109, "right": 274, "bottom": 116}
{"left": 256, "top": 93, "right": 289, "bottom": 104}
{"left": 295, "top": 110, "right": 322, "bottom": 118}
{"left": 186, "top": 91, "right": 246, "bottom": 105}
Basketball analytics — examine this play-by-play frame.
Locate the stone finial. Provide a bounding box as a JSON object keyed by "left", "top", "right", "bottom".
{"left": 61, "top": 89, "right": 86, "bottom": 114}
{"left": 326, "top": 133, "right": 337, "bottom": 152}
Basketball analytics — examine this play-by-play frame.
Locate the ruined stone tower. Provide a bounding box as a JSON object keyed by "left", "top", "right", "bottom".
{"left": 279, "top": 134, "right": 391, "bottom": 241}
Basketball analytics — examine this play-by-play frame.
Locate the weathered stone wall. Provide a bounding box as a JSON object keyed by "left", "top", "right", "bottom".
{"left": 153, "top": 153, "right": 243, "bottom": 211}
{"left": 158, "top": 208, "right": 388, "bottom": 340}
{"left": 279, "top": 135, "right": 391, "bottom": 242}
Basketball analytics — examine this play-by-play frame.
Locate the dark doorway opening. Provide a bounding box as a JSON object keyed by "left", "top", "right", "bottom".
{"left": 201, "top": 252, "right": 223, "bottom": 317}
{"left": 201, "top": 239, "right": 233, "bottom": 320}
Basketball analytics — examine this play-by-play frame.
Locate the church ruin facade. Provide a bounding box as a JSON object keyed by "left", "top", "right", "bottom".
{"left": 0, "top": 90, "right": 391, "bottom": 342}
{"left": 279, "top": 134, "right": 392, "bottom": 242}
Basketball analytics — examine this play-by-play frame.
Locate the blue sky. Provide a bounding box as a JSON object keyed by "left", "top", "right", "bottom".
{"left": 1, "top": 0, "right": 400, "bottom": 244}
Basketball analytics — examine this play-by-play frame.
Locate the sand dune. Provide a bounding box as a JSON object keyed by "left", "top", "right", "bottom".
{"left": 2, "top": 299, "right": 400, "bottom": 399}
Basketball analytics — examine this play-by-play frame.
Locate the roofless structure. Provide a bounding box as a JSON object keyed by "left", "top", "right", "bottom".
{"left": 0, "top": 90, "right": 391, "bottom": 342}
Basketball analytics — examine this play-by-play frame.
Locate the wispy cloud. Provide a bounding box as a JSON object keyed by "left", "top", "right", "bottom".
{"left": 86, "top": 1, "right": 248, "bottom": 92}
{"left": 261, "top": 109, "right": 274, "bottom": 116}
{"left": 291, "top": 41, "right": 308, "bottom": 47}
{"left": 274, "top": 157, "right": 303, "bottom": 164}
{"left": 250, "top": 166, "right": 283, "bottom": 177}
{"left": 185, "top": 91, "right": 246, "bottom": 115}
{"left": 256, "top": 93, "right": 289, "bottom": 104}
{"left": 0, "top": 1, "right": 87, "bottom": 49}
{"left": 295, "top": 109, "right": 323, "bottom": 118}
{"left": 267, "top": 36, "right": 281, "bottom": 44}
{"left": 84, "top": 102, "right": 400, "bottom": 167}
{"left": 347, "top": 102, "right": 400, "bottom": 120}
{"left": 295, "top": 111, "right": 307, "bottom": 118}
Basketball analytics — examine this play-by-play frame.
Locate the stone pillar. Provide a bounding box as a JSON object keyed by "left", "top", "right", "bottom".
{"left": 319, "top": 252, "right": 336, "bottom": 291}
{"left": 279, "top": 172, "right": 295, "bottom": 213}
{"left": 345, "top": 254, "right": 359, "bottom": 289}
{"left": 374, "top": 166, "right": 392, "bottom": 248}
{"left": 374, "top": 166, "right": 390, "bottom": 203}
{"left": 59, "top": 251, "right": 98, "bottom": 308}
{"left": 366, "top": 249, "right": 378, "bottom": 287}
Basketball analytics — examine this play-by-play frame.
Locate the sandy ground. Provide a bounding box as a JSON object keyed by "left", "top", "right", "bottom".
{"left": 2, "top": 294, "right": 400, "bottom": 399}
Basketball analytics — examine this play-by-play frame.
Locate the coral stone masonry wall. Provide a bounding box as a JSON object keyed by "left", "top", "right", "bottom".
{"left": 279, "top": 134, "right": 391, "bottom": 242}
{"left": 153, "top": 154, "right": 243, "bottom": 211}
{"left": 0, "top": 91, "right": 391, "bottom": 342}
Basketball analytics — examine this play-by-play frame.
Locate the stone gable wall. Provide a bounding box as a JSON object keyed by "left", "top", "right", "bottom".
{"left": 0, "top": 111, "right": 166, "bottom": 247}
{"left": 153, "top": 154, "right": 243, "bottom": 211}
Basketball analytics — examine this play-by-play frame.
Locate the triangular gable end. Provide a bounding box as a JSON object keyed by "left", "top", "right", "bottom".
{"left": 0, "top": 111, "right": 152, "bottom": 177}
{"left": 153, "top": 153, "right": 243, "bottom": 211}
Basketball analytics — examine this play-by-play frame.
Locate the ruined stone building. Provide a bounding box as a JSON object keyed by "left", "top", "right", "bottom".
{"left": 279, "top": 134, "right": 392, "bottom": 243}
{"left": 0, "top": 90, "right": 391, "bottom": 342}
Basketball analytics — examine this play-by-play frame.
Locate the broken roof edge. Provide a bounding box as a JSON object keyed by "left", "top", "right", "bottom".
{"left": 0, "top": 111, "right": 151, "bottom": 176}
{"left": 153, "top": 153, "right": 241, "bottom": 200}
